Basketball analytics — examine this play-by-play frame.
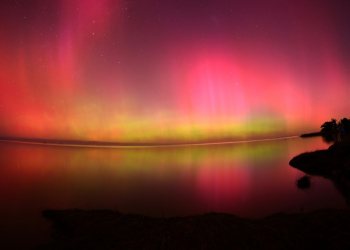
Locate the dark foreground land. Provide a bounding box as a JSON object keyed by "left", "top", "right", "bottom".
{"left": 290, "top": 137, "right": 350, "bottom": 176}
{"left": 38, "top": 138, "right": 350, "bottom": 250}
{"left": 39, "top": 208, "right": 350, "bottom": 250}
{"left": 290, "top": 137, "right": 350, "bottom": 205}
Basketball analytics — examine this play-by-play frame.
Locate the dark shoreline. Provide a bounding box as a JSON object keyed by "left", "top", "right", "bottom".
{"left": 289, "top": 137, "right": 350, "bottom": 178}
{"left": 289, "top": 137, "right": 350, "bottom": 208}
{"left": 39, "top": 208, "right": 350, "bottom": 249}
{"left": 300, "top": 130, "right": 338, "bottom": 138}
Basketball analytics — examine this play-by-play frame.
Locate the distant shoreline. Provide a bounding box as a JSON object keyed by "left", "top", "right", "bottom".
{"left": 300, "top": 130, "right": 338, "bottom": 138}
{"left": 0, "top": 135, "right": 299, "bottom": 148}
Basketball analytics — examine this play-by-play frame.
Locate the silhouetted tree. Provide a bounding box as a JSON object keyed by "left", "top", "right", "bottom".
{"left": 338, "top": 118, "right": 350, "bottom": 135}
{"left": 320, "top": 117, "right": 350, "bottom": 142}
{"left": 340, "top": 118, "right": 349, "bottom": 129}
{"left": 321, "top": 118, "right": 337, "bottom": 132}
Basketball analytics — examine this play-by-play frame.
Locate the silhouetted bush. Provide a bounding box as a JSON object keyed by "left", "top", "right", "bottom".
{"left": 296, "top": 175, "right": 311, "bottom": 189}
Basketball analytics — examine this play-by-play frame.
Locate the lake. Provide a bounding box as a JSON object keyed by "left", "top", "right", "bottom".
{"left": 0, "top": 136, "right": 347, "bottom": 249}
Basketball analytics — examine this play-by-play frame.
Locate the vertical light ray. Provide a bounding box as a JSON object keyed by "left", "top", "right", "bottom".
{"left": 0, "top": 0, "right": 349, "bottom": 142}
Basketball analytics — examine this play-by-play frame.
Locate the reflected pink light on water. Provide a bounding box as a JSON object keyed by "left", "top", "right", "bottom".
{"left": 0, "top": 137, "right": 342, "bottom": 216}
{"left": 0, "top": 137, "right": 346, "bottom": 248}
{"left": 197, "top": 163, "right": 252, "bottom": 208}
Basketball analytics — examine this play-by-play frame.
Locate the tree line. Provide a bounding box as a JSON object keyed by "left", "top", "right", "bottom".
{"left": 321, "top": 117, "right": 350, "bottom": 135}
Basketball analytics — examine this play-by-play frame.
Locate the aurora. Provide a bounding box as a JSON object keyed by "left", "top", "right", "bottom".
{"left": 0, "top": 0, "right": 349, "bottom": 143}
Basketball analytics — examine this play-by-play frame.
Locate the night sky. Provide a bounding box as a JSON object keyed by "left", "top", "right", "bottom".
{"left": 0, "top": 0, "right": 349, "bottom": 143}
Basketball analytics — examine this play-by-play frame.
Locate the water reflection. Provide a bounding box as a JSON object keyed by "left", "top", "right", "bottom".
{"left": 0, "top": 137, "right": 347, "bottom": 248}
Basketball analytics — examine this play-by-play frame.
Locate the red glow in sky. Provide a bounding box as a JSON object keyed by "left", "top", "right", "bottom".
{"left": 0, "top": 0, "right": 349, "bottom": 143}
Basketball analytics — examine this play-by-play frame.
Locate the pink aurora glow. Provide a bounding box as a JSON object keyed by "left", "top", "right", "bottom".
{"left": 0, "top": 0, "right": 349, "bottom": 143}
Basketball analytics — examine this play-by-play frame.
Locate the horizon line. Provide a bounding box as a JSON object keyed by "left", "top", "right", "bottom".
{"left": 0, "top": 135, "right": 301, "bottom": 148}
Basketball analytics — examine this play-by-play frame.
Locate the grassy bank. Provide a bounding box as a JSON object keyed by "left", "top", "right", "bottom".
{"left": 39, "top": 208, "right": 350, "bottom": 250}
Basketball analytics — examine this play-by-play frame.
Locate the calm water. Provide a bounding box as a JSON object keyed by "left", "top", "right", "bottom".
{"left": 0, "top": 137, "right": 348, "bottom": 249}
